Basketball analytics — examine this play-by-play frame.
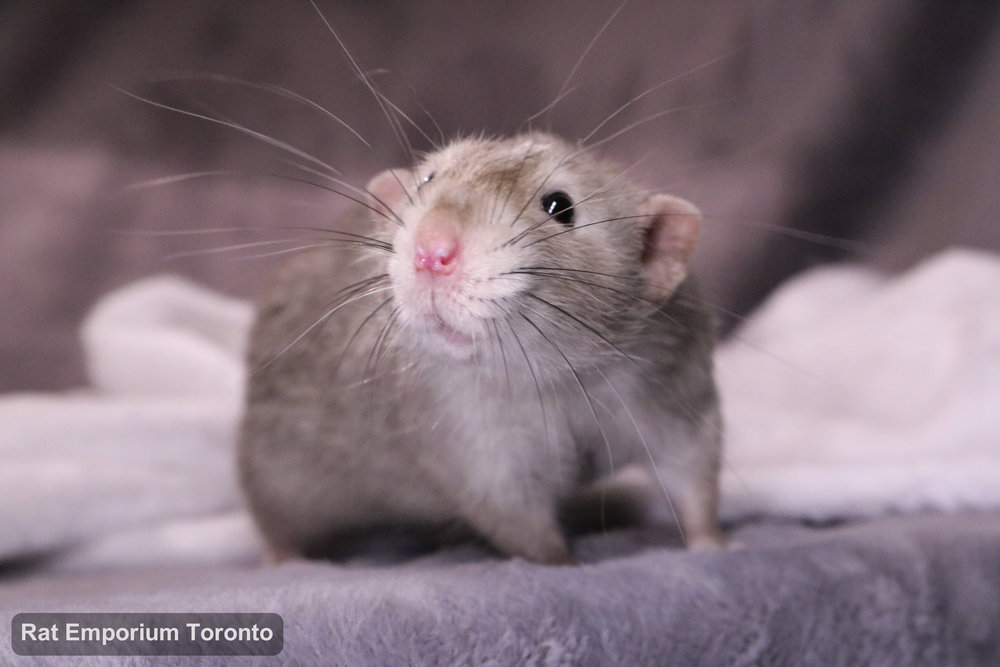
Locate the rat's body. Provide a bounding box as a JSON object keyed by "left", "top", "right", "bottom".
{"left": 238, "top": 132, "right": 724, "bottom": 564}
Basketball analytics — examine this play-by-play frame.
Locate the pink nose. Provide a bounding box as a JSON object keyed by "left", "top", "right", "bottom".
{"left": 414, "top": 214, "right": 460, "bottom": 276}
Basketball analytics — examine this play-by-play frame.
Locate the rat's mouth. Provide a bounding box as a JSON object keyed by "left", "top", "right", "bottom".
{"left": 431, "top": 315, "right": 474, "bottom": 347}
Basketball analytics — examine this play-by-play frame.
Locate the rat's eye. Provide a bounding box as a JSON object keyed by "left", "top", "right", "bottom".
{"left": 419, "top": 171, "right": 436, "bottom": 189}
{"left": 541, "top": 191, "right": 574, "bottom": 226}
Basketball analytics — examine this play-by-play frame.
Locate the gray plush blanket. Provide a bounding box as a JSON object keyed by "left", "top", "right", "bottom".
{"left": 4, "top": 515, "right": 999, "bottom": 665}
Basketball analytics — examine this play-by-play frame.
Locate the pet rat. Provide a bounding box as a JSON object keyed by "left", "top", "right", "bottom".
{"left": 238, "top": 132, "right": 725, "bottom": 565}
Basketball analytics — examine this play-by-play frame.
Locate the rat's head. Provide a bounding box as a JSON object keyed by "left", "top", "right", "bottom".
{"left": 366, "top": 133, "right": 702, "bottom": 365}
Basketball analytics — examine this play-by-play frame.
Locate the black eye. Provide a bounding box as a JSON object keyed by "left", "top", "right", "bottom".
{"left": 541, "top": 191, "right": 575, "bottom": 226}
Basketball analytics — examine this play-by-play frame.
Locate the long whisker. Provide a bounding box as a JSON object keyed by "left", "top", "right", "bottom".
{"left": 526, "top": 293, "right": 724, "bottom": 446}
{"left": 518, "top": 309, "right": 615, "bottom": 478}
{"left": 164, "top": 238, "right": 340, "bottom": 261}
{"left": 374, "top": 87, "right": 438, "bottom": 150}
{"left": 123, "top": 162, "right": 405, "bottom": 227}
{"left": 701, "top": 215, "right": 874, "bottom": 254}
{"left": 330, "top": 296, "right": 394, "bottom": 381}
{"left": 267, "top": 158, "right": 406, "bottom": 227}
{"left": 112, "top": 86, "right": 345, "bottom": 178}
{"left": 124, "top": 223, "right": 392, "bottom": 251}
{"left": 162, "top": 228, "right": 392, "bottom": 260}
{"left": 525, "top": 213, "right": 650, "bottom": 247}
{"left": 504, "top": 317, "right": 551, "bottom": 447}
{"left": 294, "top": 227, "right": 394, "bottom": 252}
{"left": 385, "top": 75, "right": 447, "bottom": 150}
{"left": 548, "top": 0, "right": 630, "bottom": 121}
{"left": 582, "top": 47, "right": 743, "bottom": 145}
{"left": 123, "top": 171, "right": 238, "bottom": 190}
{"left": 363, "top": 304, "right": 402, "bottom": 396}
{"left": 524, "top": 293, "right": 640, "bottom": 365}
{"left": 216, "top": 242, "right": 387, "bottom": 262}
{"left": 252, "top": 276, "right": 392, "bottom": 375}
{"left": 145, "top": 70, "right": 370, "bottom": 147}
{"left": 507, "top": 269, "right": 656, "bottom": 307}
{"left": 308, "top": 0, "right": 417, "bottom": 204}
{"left": 590, "top": 363, "right": 685, "bottom": 544}
{"left": 520, "top": 83, "right": 582, "bottom": 130}
{"left": 585, "top": 98, "right": 737, "bottom": 153}
{"left": 490, "top": 319, "right": 513, "bottom": 404}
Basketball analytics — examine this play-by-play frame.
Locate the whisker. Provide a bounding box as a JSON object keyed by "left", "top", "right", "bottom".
{"left": 591, "top": 363, "right": 685, "bottom": 543}
{"left": 701, "top": 214, "right": 874, "bottom": 254}
{"left": 374, "top": 87, "right": 438, "bottom": 151}
{"left": 506, "top": 268, "right": 656, "bottom": 308}
{"left": 581, "top": 47, "right": 742, "bottom": 145}
{"left": 122, "top": 164, "right": 404, "bottom": 227}
{"left": 164, "top": 238, "right": 331, "bottom": 260}
{"left": 267, "top": 158, "right": 406, "bottom": 227}
{"left": 330, "top": 296, "right": 394, "bottom": 381}
{"left": 526, "top": 292, "right": 724, "bottom": 447}
{"left": 520, "top": 83, "right": 582, "bottom": 130}
{"left": 489, "top": 319, "right": 513, "bottom": 404}
{"left": 518, "top": 308, "right": 615, "bottom": 478}
{"left": 223, "top": 242, "right": 391, "bottom": 262}
{"left": 586, "top": 98, "right": 739, "bottom": 155}
{"left": 112, "top": 85, "right": 345, "bottom": 178}
{"left": 291, "top": 227, "right": 394, "bottom": 252}
{"left": 308, "top": 0, "right": 417, "bottom": 203}
{"left": 560, "top": 1, "right": 629, "bottom": 98}
{"left": 518, "top": 0, "right": 630, "bottom": 130}
{"left": 503, "top": 316, "right": 551, "bottom": 445}
{"left": 363, "top": 305, "right": 402, "bottom": 397}
{"left": 252, "top": 276, "right": 392, "bottom": 375}
{"left": 525, "top": 213, "right": 650, "bottom": 247}
{"left": 123, "top": 170, "right": 238, "bottom": 190}
{"left": 145, "top": 70, "right": 371, "bottom": 147}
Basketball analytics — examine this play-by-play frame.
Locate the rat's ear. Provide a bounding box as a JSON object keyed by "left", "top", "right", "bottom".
{"left": 366, "top": 169, "right": 411, "bottom": 220}
{"left": 638, "top": 194, "right": 701, "bottom": 300}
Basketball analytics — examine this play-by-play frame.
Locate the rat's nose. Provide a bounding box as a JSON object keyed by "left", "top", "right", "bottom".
{"left": 414, "top": 211, "right": 461, "bottom": 276}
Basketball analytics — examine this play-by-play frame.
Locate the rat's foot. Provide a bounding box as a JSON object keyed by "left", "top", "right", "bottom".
{"left": 466, "top": 503, "right": 576, "bottom": 565}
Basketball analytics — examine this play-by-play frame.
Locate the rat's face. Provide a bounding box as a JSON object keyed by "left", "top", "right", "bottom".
{"left": 366, "top": 133, "right": 701, "bottom": 366}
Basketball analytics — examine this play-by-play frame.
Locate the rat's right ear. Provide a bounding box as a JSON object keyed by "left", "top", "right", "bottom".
{"left": 637, "top": 193, "right": 701, "bottom": 300}
{"left": 366, "top": 169, "right": 411, "bottom": 220}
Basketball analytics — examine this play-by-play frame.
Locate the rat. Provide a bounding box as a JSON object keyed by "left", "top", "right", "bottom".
{"left": 237, "top": 131, "right": 726, "bottom": 565}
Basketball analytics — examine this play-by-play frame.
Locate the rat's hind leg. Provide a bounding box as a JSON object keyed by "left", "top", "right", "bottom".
{"left": 463, "top": 498, "right": 576, "bottom": 565}
{"left": 641, "top": 423, "right": 727, "bottom": 550}
{"left": 670, "top": 473, "right": 727, "bottom": 550}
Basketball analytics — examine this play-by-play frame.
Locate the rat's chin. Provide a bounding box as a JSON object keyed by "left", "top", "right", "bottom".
{"left": 419, "top": 315, "right": 475, "bottom": 356}
{"left": 436, "top": 320, "right": 474, "bottom": 346}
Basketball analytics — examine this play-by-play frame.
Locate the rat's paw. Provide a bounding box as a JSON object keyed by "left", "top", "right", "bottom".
{"left": 685, "top": 529, "right": 730, "bottom": 551}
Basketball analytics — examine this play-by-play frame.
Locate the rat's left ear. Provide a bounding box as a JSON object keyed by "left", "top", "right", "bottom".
{"left": 638, "top": 194, "right": 702, "bottom": 300}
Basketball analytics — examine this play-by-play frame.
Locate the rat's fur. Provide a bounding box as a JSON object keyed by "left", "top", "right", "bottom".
{"left": 238, "top": 132, "right": 724, "bottom": 564}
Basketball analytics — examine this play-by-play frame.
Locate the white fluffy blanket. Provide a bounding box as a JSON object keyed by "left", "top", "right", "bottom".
{"left": 2, "top": 248, "right": 999, "bottom": 571}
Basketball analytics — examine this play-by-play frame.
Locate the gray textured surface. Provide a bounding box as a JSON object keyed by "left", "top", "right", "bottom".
{"left": 2, "top": 514, "right": 999, "bottom": 665}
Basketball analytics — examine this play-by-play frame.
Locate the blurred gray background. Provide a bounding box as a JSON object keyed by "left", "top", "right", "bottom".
{"left": 2, "top": 0, "right": 999, "bottom": 392}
